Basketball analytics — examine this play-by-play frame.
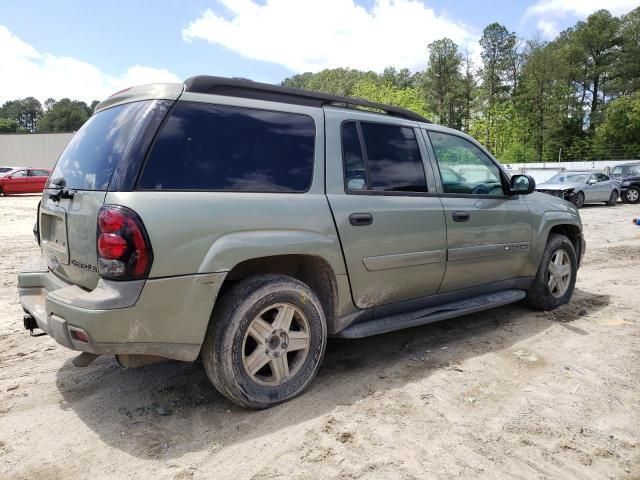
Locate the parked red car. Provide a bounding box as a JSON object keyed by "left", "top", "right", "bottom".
{"left": 0, "top": 168, "right": 51, "bottom": 195}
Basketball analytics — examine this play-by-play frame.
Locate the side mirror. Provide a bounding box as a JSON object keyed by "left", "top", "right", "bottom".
{"left": 509, "top": 174, "right": 536, "bottom": 195}
{"left": 587, "top": 179, "right": 597, "bottom": 185}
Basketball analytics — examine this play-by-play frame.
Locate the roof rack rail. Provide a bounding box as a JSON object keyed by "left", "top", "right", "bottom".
{"left": 183, "top": 76, "right": 430, "bottom": 123}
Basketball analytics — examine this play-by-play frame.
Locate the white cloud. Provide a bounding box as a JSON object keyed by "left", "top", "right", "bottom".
{"left": 525, "top": 0, "right": 640, "bottom": 38}
{"left": 182, "top": 0, "right": 479, "bottom": 73}
{"left": 0, "top": 26, "right": 181, "bottom": 104}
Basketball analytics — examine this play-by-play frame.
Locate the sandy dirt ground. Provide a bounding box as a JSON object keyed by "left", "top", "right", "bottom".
{"left": 0, "top": 194, "right": 638, "bottom": 480}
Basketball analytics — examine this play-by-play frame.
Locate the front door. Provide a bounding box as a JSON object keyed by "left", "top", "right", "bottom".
{"left": 325, "top": 110, "right": 447, "bottom": 309}
{"left": 424, "top": 129, "right": 532, "bottom": 292}
{"left": 5, "top": 170, "right": 29, "bottom": 193}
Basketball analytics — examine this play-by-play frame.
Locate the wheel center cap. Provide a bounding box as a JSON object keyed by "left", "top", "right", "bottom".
{"left": 265, "top": 329, "right": 289, "bottom": 357}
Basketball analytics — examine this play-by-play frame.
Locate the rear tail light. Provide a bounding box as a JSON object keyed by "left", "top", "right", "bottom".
{"left": 97, "top": 205, "right": 153, "bottom": 280}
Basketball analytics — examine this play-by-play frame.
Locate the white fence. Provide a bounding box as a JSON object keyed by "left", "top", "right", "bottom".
{"left": 0, "top": 133, "right": 75, "bottom": 169}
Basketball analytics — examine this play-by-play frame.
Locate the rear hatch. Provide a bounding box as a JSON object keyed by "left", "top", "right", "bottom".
{"left": 40, "top": 97, "right": 175, "bottom": 290}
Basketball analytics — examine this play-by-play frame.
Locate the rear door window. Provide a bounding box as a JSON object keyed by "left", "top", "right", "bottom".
{"left": 48, "top": 101, "right": 157, "bottom": 190}
{"left": 342, "top": 121, "right": 427, "bottom": 192}
{"left": 138, "top": 102, "right": 315, "bottom": 192}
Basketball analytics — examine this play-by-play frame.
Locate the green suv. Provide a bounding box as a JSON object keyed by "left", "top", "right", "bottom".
{"left": 18, "top": 77, "right": 585, "bottom": 408}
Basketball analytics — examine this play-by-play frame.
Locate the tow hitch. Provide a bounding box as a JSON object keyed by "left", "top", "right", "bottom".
{"left": 23, "top": 314, "right": 45, "bottom": 337}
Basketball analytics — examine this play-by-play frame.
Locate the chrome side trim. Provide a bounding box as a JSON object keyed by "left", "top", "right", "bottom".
{"left": 363, "top": 249, "right": 446, "bottom": 271}
{"left": 448, "top": 242, "right": 530, "bottom": 261}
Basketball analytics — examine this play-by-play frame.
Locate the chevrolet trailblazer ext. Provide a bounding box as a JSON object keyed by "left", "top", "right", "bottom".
{"left": 18, "top": 77, "right": 584, "bottom": 408}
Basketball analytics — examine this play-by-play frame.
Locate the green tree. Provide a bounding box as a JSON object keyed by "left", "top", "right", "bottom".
{"left": 381, "top": 67, "right": 415, "bottom": 88}
{"left": 281, "top": 68, "right": 378, "bottom": 96}
{"left": 350, "top": 81, "right": 431, "bottom": 119}
{"left": 594, "top": 91, "right": 640, "bottom": 157}
{"left": 0, "top": 118, "right": 19, "bottom": 133}
{"left": 572, "top": 10, "right": 621, "bottom": 124}
{"left": 478, "top": 23, "right": 517, "bottom": 148}
{"left": 0, "top": 97, "right": 43, "bottom": 132}
{"left": 611, "top": 7, "right": 640, "bottom": 95}
{"left": 422, "top": 38, "right": 464, "bottom": 128}
{"left": 38, "top": 98, "right": 92, "bottom": 133}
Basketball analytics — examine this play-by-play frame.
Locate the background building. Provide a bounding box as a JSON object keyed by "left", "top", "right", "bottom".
{"left": 0, "top": 133, "right": 74, "bottom": 169}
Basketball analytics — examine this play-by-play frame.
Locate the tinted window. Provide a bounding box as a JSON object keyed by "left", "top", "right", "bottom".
{"left": 341, "top": 121, "right": 427, "bottom": 192}
{"left": 428, "top": 131, "right": 503, "bottom": 195}
{"left": 49, "top": 101, "right": 155, "bottom": 190}
{"left": 597, "top": 173, "right": 609, "bottom": 182}
{"left": 139, "top": 102, "right": 315, "bottom": 192}
{"left": 30, "top": 170, "right": 50, "bottom": 177}
{"left": 342, "top": 122, "right": 366, "bottom": 191}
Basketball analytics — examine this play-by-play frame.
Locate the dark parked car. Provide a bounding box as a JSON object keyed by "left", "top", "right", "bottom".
{"left": 610, "top": 162, "right": 640, "bottom": 204}
{"left": 0, "top": 168, "right": 51, "bottom": 195}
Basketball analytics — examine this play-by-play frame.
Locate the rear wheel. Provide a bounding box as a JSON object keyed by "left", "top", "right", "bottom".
{"left": 624, "top": 187, "right": 640, "bottom": 204}
{"left": 201, "top": 274, "right": 327, "bottom": 409}
{"left": 606, "top": 190, "right": 618, "bottom": 206}
{"left": 570, "top": 191, "right": 584, "bottom": 208}
{"left": 527, "top": 234, "right": 577, "bottom": 311}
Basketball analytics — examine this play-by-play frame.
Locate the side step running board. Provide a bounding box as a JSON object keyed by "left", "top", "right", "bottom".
{"left": 334, "top": 289, "right": 527, "bottom": 339}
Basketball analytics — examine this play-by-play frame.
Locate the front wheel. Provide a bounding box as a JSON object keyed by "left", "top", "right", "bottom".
{"left": 201, "top": 274, "right": 327, "bottom": 409}
{"left": 527, "top": 234, "right": 577, "bottom": 311}
{"left": 570, "top": 191, "right": 584, "bottom": 208}
{"left": 624, "top": 187, "right": 640, "bottom": 204}
{"left": 606, "top": 190, "right": 619, "bottom": 206}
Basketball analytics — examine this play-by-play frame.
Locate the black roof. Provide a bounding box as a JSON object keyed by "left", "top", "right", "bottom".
{"left": 183, "top": 76, "right": 430, "bottom": 123}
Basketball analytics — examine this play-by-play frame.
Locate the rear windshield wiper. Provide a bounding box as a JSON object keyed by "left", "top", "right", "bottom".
{"left": 47, "top": 177, "right": 76, "bottom": 202}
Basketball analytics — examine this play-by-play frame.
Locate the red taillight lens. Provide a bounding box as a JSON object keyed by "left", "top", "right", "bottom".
{"left": 96, "top": 205, "right": 153, "bottom": 280}
{"left": 98, "top": 233, "right": 128, "bottom": 259}
{"left": 98, "top": 209, "right": 125, "bottom": 233}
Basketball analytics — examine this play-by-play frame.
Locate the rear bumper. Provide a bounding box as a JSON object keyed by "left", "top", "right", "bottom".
{"left": 18, "top": 255, "right": 226, "bottom": 361}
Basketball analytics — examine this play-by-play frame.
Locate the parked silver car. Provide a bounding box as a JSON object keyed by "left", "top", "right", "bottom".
{"left": 536, "top": 172, "right": 620, "bottom": 208}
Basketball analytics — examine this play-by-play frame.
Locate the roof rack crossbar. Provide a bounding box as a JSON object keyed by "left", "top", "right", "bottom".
{"left": 183, "top": 76, "right": 430, "bottom": 123}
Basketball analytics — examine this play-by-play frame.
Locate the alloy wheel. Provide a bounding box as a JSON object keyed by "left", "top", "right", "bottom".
{"left": 547, "top": 249, "right": 571, "bottom": 298}
{"left": 242, "top": 303, "right": 311, "bottom": 386}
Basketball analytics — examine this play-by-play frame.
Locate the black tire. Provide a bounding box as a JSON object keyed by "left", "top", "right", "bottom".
{"left": 624, "top": 187, "right": 640, "bottom": 204}
{"left": 527, "top": 234, "right": 577, "bottom": 311}
{"left": 201, "top": 274, "right": 327, "bottom": 409}
{"left": 0, "top": 187, "right": 3, "bottom": 196}
{"left": 606, "top": 190, "right": 618, "bottom": 206}
{"left": 570, "top": 191, "right": 584, "bottom": 208}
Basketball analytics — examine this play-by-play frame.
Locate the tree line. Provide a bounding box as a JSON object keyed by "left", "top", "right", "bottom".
{"left": 282, "top": 8, "right": 640, "bottom": 162}
{"left": 0, "top": 97, "right": 99, "bottom": 134}
{"left": 1, "top": 8, "right": 638, "bottom": 163}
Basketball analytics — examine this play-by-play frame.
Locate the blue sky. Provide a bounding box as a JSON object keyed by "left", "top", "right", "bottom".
{"left": 1, "top": 0, "right": 638, "bottom": 103}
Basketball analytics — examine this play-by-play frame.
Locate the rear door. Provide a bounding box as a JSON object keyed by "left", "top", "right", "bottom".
{"left": 325, "top": 109, "right": 447, "bottom": 309}
{"left": 27, "top": 169, "right": 50, "bottom": 193}
{"left": 423, "top": 129, "right": 531, "bottom": 292}
{"left": 596, "top": 173, "right": 613, "bottom": 201}
{"left": 584, "top": 174, "right": 599, "bottom": 202}
{"left": 40, "top": 100, "right": 170, "bottom": 290}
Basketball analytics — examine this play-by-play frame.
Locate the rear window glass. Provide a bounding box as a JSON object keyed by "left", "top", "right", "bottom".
{"left": 48, "top": 101, "right": 154, "bottom": 190}
{"left": 138, "top": 102, "right": 315, "bottom": 192}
